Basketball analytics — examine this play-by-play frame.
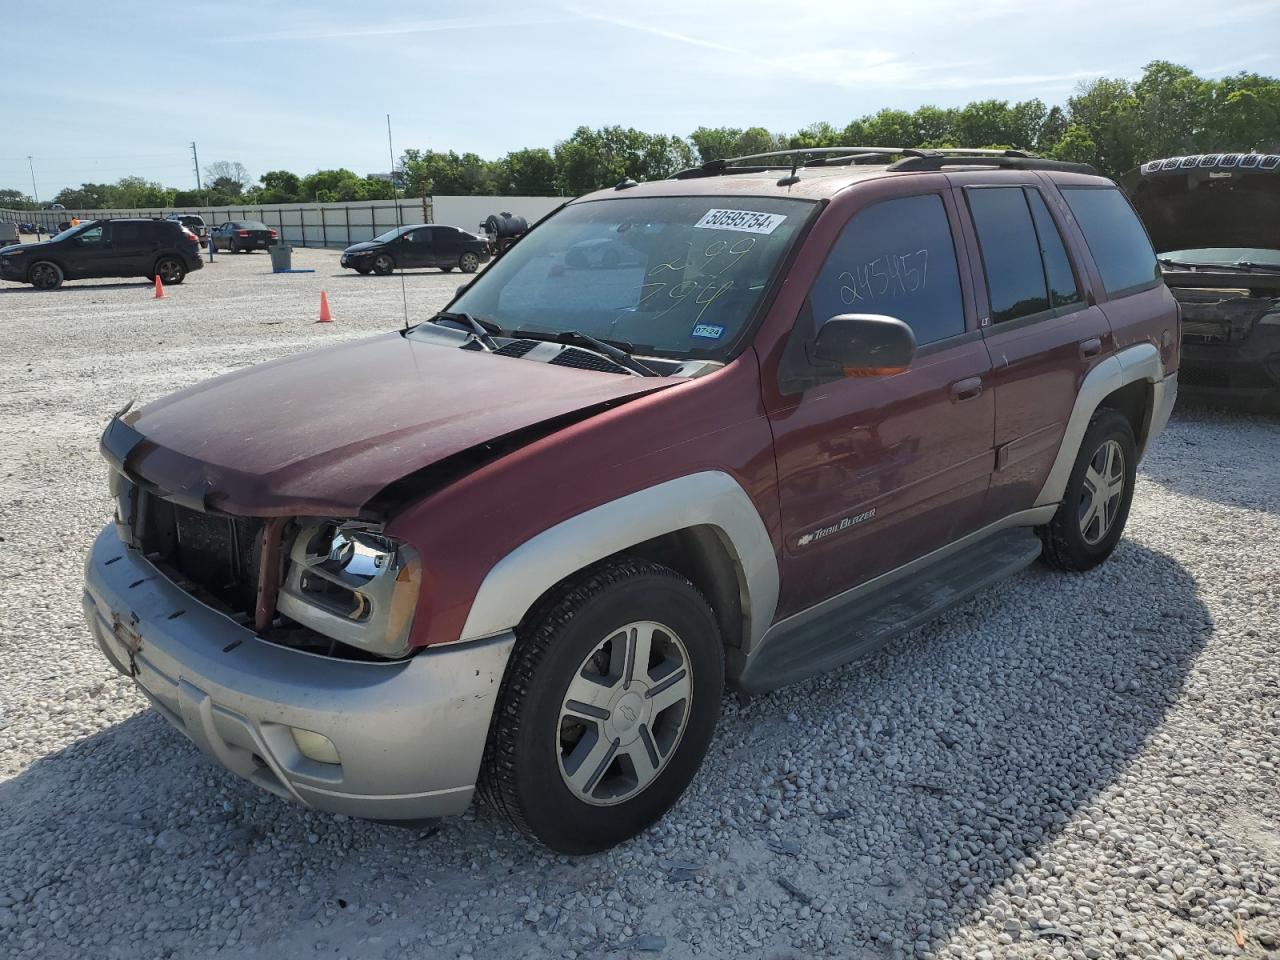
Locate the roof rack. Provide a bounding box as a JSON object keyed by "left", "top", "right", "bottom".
{"left": 671, "top": 146, "right": 1097, "bottom": 180}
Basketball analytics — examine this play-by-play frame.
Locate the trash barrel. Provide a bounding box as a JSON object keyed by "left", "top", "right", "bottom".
{"left": 269, "top": 244, "right": 293, "bottom": 272}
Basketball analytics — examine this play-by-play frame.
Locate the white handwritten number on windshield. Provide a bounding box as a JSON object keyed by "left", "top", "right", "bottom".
{"left": 637, "top": 237, "right": 755, "bottom": 321}
{"left": 839, "top": 249, "right": 929, "bottom": 305}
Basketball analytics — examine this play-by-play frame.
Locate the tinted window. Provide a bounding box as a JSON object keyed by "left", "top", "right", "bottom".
{"left": 242, "top": 221, "right": 270, "bottom": 231}
{"left": 110, "top": 222, "right": 147, "bottom": 244}
{"left": 1026, "top": 191, "right": 1082, "bottom": 310}
{"left": 810, "top": 194, "right": 965, "bottom": 345}
{"left": 967, "top": 187, "right": 1048, "bottom": 324}
{"left": 1061, "top": 187, "right": 1159, "bottom": 296}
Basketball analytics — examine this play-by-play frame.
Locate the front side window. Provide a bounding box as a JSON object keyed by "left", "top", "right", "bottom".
{"left": 1061, "top": 186, "right": 1160, "bottom": 297}
{"left": 73, "top": 225, "right": 104, "bottom": 246}
{"left": 809, "top": 194, "right": 966, "bottom": 346}
{"left": 446, "top": 195, "right": 815, "bottom": 359}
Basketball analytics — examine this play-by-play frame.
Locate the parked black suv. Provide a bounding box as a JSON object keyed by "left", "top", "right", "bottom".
{"left": 0, "top": 218, "right": 204, "bottom": 290}
{"left": 340, "top": 224, "right": 491, "bottom": 275}
{"left": 1124, "top": 153, "right": 1280, "bottom": 409}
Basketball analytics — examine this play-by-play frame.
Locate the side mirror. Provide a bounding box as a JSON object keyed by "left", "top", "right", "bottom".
{"left": 810, "top": 314, "right": 915, "bottom": 377}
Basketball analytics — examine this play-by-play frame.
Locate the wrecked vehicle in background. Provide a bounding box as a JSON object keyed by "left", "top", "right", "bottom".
{"left": 1124, "top": 153, "right": 1280, "bottom": 410}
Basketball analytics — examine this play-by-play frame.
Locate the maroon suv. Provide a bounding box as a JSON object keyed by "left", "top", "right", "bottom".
{"left": 84, "top": 147, "right": 1179, "bottom": 853}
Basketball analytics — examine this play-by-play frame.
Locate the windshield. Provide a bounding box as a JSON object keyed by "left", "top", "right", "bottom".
{"left": 372, "top": 227, "right": 410, "bottom": 243}
{"left": 445, "top": 195, "right": 814, "bottom": 358}
{"left": 49, "top": 223, "right": 92, "bottom": 242}
{"left": 1160, "top": 246, "right": 1280, "bottom": 268}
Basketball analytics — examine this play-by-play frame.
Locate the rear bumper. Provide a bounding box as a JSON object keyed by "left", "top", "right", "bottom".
{"left": 83, "top": 524, "right": 514, "bottom": 821}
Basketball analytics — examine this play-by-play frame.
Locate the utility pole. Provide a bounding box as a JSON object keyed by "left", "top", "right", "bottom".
{"left": 27, "top": 155, "right": 42, "bottom": 238}
{"left": 190, "top": 141, "right": 206, "bottom": 206}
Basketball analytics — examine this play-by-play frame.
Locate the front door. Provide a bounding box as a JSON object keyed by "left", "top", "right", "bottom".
{"left": 953, "top": 180, "right": 1112, "bottom": 519}
{"left": 400, "top": 227, "right": 435, "bottom": 268}
{"left": 767, "top": 190, "right": 996, "bottom": 618}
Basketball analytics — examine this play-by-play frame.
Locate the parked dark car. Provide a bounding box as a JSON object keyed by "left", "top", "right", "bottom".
{"left": 211, "top": 220, "right": 278, "bottom": 253}
{"left": 86, "top": 147, "right": 1178, "bottom": 853}
{"left": 0, "top": 218, "right": 203, "bottom": 290}
{"left": 340, "top": 224, "right": 491, "bottom": 275}
{"left": 166, "top": 213, "right": 209, "bottom": 240}
{"left": 1123, "top": 153, "right": 1280, "bottom": 410}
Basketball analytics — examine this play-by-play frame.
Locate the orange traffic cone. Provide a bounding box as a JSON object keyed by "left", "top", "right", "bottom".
{"left": 317, "top": 290, "right": 333, "bottom": 323}
{"left": 153, "top": 275, "right": 165, "bottom": 299}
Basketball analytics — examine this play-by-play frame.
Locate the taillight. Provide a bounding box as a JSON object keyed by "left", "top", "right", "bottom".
{"left": 270, "top": 230, "right": 278, "bottom": 238}
{"left": 181, "top": 228, "right": 198, "bottom": 243}
{"left": 238, "top": 230, "right": 250, "bottom": 237}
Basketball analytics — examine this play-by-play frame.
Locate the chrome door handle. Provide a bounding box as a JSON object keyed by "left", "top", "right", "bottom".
{"left": 950, "top": 377, "right": 983, "bottom": 402}
{"left": 1079, "top": 337, "right": 1103, "bottom": 358}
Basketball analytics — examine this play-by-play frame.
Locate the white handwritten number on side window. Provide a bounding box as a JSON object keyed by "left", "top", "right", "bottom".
{"left": 839, "top": 249, "right": 929, "bottom": 305}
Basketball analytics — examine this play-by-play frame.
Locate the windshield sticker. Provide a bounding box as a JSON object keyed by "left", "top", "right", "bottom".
{"left": 691, "top": 323, "right": 725, "bottom": 340}
{"left": 694, "top": 209, "right": 788, "bottom": 235}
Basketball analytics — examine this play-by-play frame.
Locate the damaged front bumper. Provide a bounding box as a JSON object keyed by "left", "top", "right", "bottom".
{"left": 83, "top": 524, "right": 514, "bottom": 821}
{"left": 1172, "top": 284, "right": 1280, "bottom": 409}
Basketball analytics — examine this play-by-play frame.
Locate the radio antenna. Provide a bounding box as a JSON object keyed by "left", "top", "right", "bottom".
{"left": 387, "top": 113, "right": 410, "bottom": 332}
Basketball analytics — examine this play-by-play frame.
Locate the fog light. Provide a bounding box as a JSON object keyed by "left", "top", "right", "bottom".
{"left": 290, "top": 728, "right": 340, "bottom": 765}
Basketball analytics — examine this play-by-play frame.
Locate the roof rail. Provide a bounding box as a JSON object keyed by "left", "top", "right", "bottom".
{"left": 671, "top": 146, "right": 1096, "bottom": 179}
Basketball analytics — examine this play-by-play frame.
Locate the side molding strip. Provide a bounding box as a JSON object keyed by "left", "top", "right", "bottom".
{"left": 1034, "top": 343, "right": 1163, "bottom": 508}
{"left": 457, "top": 471, "right": 779, "bottom": 648}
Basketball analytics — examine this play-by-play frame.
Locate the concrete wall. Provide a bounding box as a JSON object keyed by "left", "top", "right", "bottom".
{"left": 1, "top": 195, "right": 566, "bottom": 249}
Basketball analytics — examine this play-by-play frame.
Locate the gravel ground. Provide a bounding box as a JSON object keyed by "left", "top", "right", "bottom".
{"left": 1, "top": 248, "right": 1278, "bottom": 959}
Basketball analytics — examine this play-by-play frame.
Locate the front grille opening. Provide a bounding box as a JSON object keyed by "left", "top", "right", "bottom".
{"left": 258, "top": 619, "right": 403, "bottom": 663}
{"left": 139, "top": 497, "right": 263, "bottom": 620}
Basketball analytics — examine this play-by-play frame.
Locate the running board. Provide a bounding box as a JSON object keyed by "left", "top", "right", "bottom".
{"left": 735, "top": 528, "right": 1042, "bottom": 694}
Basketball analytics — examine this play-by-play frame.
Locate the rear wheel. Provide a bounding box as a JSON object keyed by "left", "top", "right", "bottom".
{"left": 480, "top": 560, "right": 723, "bottom": 854}
{"left": 155, "top": 257, "right": 186, "bottom": 285}
{"left": 372, "top": 254, "right": 395, "bottom": 276}
{"left": 29, "top": 261, "right": 63, "bottom": 290}
{"left": 459, "top": 251, "right": 480, "bottom": 273}
{"left": 1038, "top": 409, "right": 1136, "bottom": 571}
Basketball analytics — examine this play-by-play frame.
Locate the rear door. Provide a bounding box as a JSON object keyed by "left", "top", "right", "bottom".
{"left": 767, "top": 187, "right": 996, "bottom": 616}
{"left": 101, "top": 221, "right": 153, "bottom": 277}
{"left": 952, "top": 177, "right": 1112, "bottom": 519}
{"left": 433, "top": 226, "right": 463, "bottom": 267}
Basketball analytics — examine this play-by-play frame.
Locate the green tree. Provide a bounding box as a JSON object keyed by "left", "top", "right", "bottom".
{"left": 1048, "top": 125, "right": 1098, "bottom": 165}
{"left": 1066, "top": 76, "right": 1139, "bottom": 175}
{"left": 53, "top": 183, "right": 114, "bottom": 208}
{"left": 0, "top": 189, "right": 37, "bottom": 210}
{"left": 493, "top": 148, "right": 558, "bottom": 194}
{"left": 255, "top": 170, "right": 303, "bottom": 204}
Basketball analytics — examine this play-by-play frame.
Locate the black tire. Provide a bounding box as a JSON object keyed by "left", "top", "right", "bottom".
{"left": 372, "top": 254, "right": 395, "bottom": 276}
{"left": 355, "top": 265, "right": 372, "bottom": 275}
{"left": 1038, "top": 409, "right": 1137, "bottom": 571}
{"left": 230, "top": 240, "right": 242, "bottom": 254}
{"left": 155, "top": 257, "right": 186, "bottom": 285}
{"left": 29, "top": 260, "right": 63, "bottom": 290}
{"left": 459, "top": 251, "right": 480, "bottom": 274}
{"left": 480, "top": 559, "right": 723, "bottom": 854}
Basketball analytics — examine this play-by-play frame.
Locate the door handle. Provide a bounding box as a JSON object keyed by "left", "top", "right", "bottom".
{"left": 1079, "top": 336, "right": 1103, "bottom": 358}
{"left": 950, "top": 376, "right": 983, "bottom": 402}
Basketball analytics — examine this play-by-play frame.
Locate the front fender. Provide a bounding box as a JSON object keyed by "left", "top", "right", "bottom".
{"left": 457, "top": 470, "right": 779, "bottom": 649}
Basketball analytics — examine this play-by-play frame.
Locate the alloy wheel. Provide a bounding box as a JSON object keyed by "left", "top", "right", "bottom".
{"left": 460, "top": 252, "right": 479, "bottom": 273}
{"left": 557, "top": 621, "right": 693, "bottom": 806}
{"left": 1078, "top": 438, "right": 1125, "bottom": 545}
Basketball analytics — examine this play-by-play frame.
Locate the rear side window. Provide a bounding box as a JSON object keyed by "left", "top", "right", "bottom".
{"left": 109, "top": 222, "right": 147, "bottom": 244}
{"left": 966, "top": 187, "right": 1049, "bottom": 324}
{"left": 1025, "top": 191, "right": 1082, "bottom": 310}
{"left": 810, "top": 194, "right": 966, "bottom": 346}
{"left": 1061, "top": 186, "right": 1159, "bottom": 297}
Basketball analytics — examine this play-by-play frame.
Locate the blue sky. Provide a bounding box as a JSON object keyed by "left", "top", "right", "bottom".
{"left": 3, "top": 0, "right": 1277, "bottom": 196}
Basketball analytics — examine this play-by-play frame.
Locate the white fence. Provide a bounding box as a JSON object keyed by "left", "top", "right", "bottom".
{"left": 0, "top": 195, "right": 566, "bottom": 249}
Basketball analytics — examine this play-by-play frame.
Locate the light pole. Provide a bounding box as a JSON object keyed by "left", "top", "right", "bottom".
{"left": 27, "top": 155, "right": 42, "bottom": 238}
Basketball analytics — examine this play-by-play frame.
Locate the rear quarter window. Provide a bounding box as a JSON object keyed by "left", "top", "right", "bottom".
{"left": 1061, "top": 186, "right": 1160, "bottom": 298}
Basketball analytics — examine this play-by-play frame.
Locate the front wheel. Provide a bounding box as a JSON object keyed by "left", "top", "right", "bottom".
{"left": 29, "top": 261, "right": 64, "bottom": 290}
{"left": 372, "top": 254, "right": 395, "bottom": 276}
{"left": 155, "top": 257, "right": 186, "bottom": 285}
{"left": 354, "top": 265, "right": 372, "bottom": 275}
{"left": 1038, "top": 409, "right": 1137, "bottom": 571}
{"left": 459, "top": 251, "right": 479, "bottom": 273}
{"left": 480, "top": 560, "right": 723, "bottom": 854}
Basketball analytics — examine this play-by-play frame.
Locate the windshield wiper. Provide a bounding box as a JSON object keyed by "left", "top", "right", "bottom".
{"left": 512, "top": 329, "right": 660, "bottom": 377}
{"left": 1159, "top": 257, "right": 1265, "bottom": 273}
{"left": 433, "top": 311, "right": 501, "bottom": 350}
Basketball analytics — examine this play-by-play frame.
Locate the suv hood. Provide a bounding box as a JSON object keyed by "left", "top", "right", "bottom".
{"left": 104, "top": 332, "right": 673, "bottom": 518}
{"left": 1123, "top": 154, "right": 1280, "bottom": 253}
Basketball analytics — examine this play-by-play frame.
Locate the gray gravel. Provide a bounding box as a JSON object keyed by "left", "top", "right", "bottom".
{"left": 2, "top": 248, "right": 1278, "bottom": 959}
